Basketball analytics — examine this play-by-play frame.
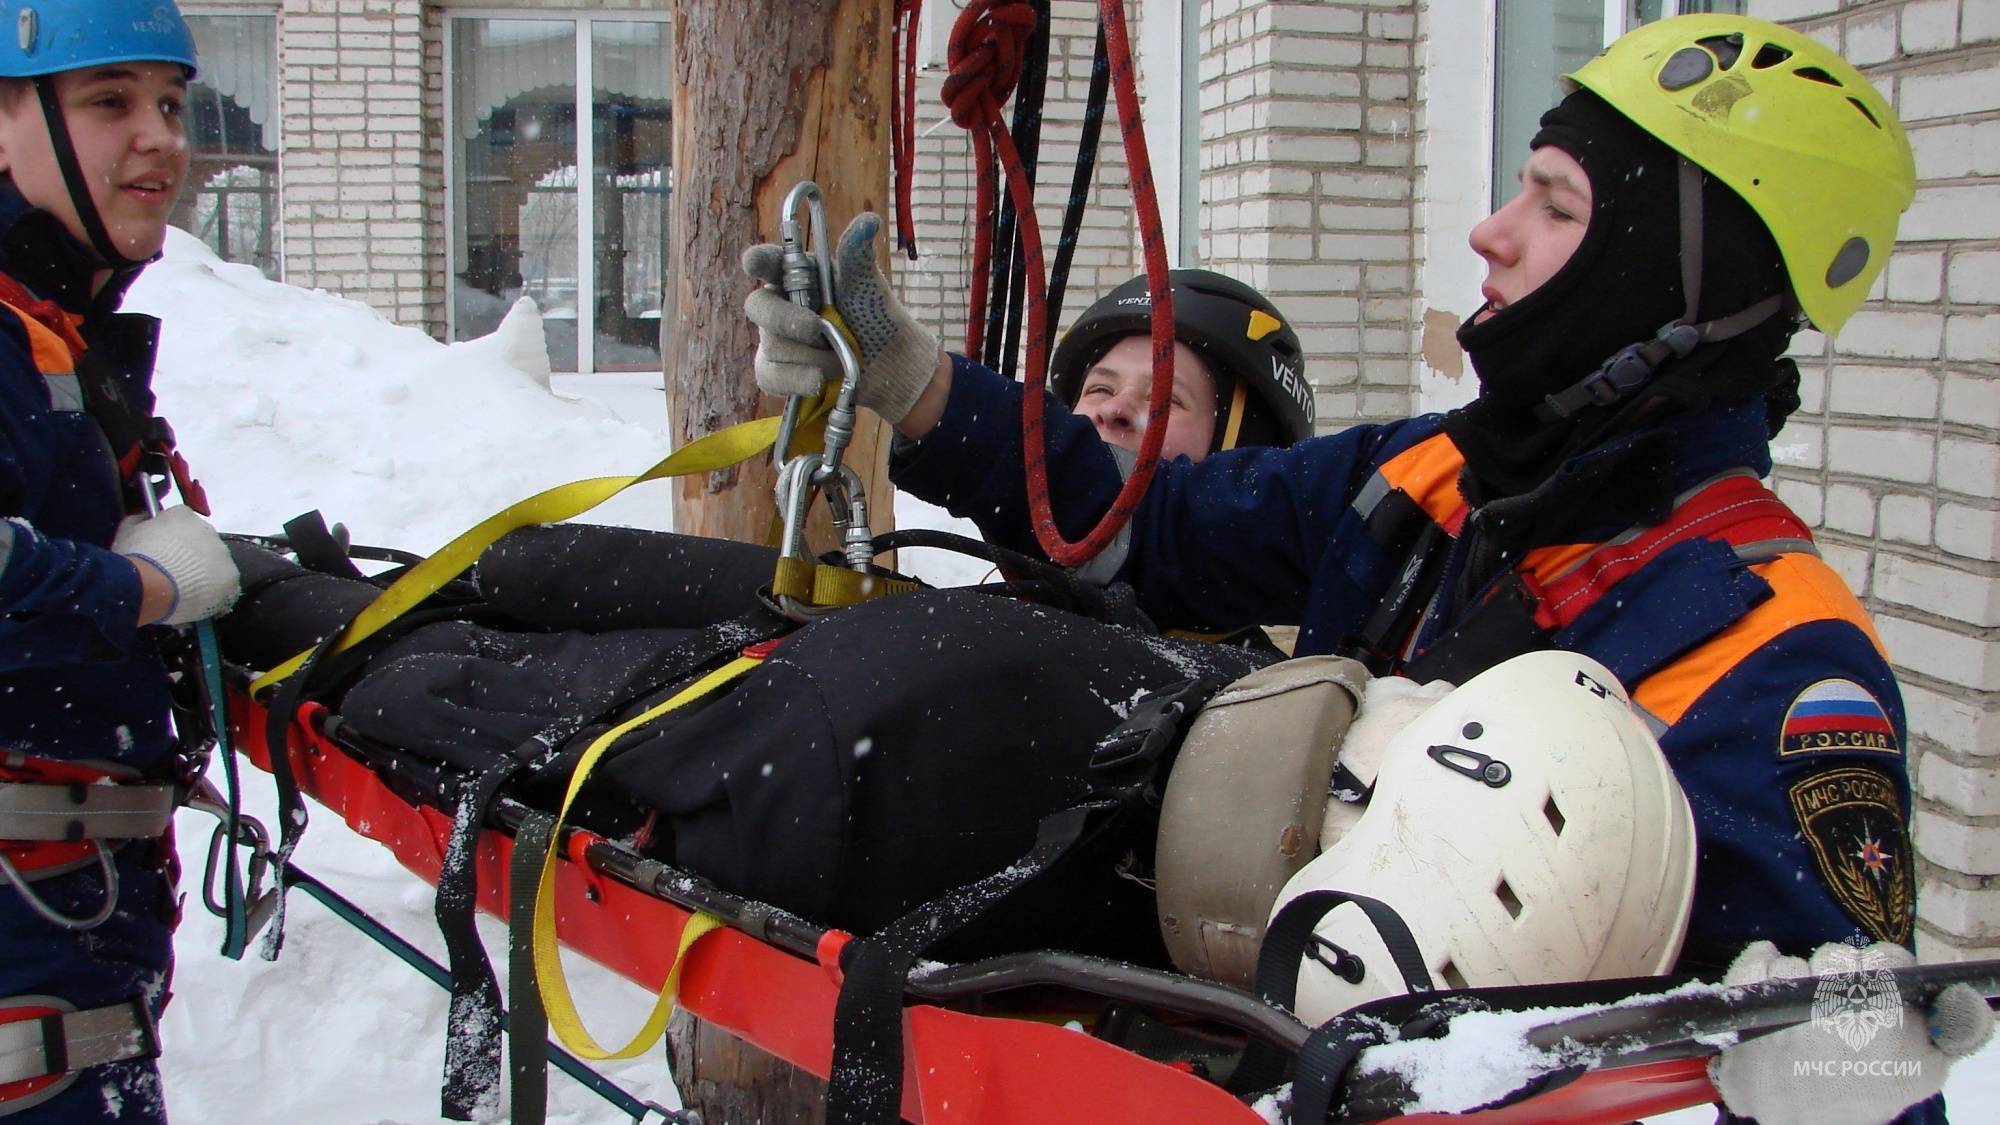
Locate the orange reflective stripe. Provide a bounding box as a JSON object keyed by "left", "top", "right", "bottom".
{"left": 1375, "top": 433, "right": 1469, "bottom": 533}
{"left": 1632, "top": 552, "right": 1888, "bottom": 727}
{"left": 0, "top": 302, "right": 77, "bottom": 379}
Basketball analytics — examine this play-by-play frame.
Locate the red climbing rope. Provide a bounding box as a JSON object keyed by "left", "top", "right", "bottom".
{"left": 942, "top": 0, "right": 1175, "bottom": 567}
{"left": 891, "top": 0, "right": 923, "bottom": 259}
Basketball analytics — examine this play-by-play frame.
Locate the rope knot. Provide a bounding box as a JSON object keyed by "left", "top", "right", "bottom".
{"left": 941, "top": 0, "right": 1038, "bottom": 128}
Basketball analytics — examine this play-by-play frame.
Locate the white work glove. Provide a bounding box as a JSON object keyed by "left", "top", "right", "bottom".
{"left": 741, "top": 211, "right": 941, "bottom": 425}
{"left": 1709, "top": 940, "right": 1993, "bottom": 1125}
{"left": 113, "top": 506, "right": 242, "bottom": 626}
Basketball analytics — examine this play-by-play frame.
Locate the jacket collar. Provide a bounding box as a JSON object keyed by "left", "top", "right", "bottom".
{"left": 0, "top": 185, "right": 139, "bottom": 319}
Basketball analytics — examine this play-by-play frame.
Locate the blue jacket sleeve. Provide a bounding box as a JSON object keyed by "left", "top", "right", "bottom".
{"left": 0, "top": 326, "right": 144, "bottom": 670}
{"left": 891, "top": 354, "right": 1424, "bottom": 631}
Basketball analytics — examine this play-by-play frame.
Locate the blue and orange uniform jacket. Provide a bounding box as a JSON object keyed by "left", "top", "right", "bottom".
{"left": 895, "top": 354, "right": 1919, "bottom": 981}
{"left": 0, "top": 189, "right": 176, "bottom": 1121}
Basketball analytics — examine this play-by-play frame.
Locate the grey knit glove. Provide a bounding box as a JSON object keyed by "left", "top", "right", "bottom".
{"left": 113, "top": 507, "right": 241, "bottom": 626}
{"left": 1709, "top": 940, "right": 1993, "bottom": 1125}
{"left": 741, "top": 212, "right": 941, "bottom": 425}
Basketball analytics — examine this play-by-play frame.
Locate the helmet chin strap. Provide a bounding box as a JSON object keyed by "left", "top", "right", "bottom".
{"left": 33, "top": 75, "right": 152, "bottom": 271}
{"left": 1538, "top": 157, "right": 1788, "bottom": 423}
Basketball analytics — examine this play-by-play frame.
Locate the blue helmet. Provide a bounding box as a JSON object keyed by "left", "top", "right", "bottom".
{"left": 0, "top": 0, "right": 198, "bottom": 79}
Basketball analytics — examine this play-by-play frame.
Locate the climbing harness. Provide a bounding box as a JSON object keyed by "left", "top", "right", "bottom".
{"left": 0, "top": 996, "right": 158, "bottom": 1116}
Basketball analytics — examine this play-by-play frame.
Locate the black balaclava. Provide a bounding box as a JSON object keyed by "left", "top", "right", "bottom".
{"left": 1444, "top": 90, "right": 1796, "bottom": 523}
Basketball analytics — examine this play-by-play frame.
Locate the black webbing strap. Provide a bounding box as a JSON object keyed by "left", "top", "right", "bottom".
{"left": 431, "top": 608, "right": 791, "bottom": 1118}
{"left": 31, "top": 78, "right": 145, "bottom": 270}
{"left": 507, "top": 811, "right": 559, "bottom": 1125}
{"left": 436, "top": 751, "right": 540, "bottom": 1120}
{"left": 282, "top": 511, "right": 368, "bottom": 582}
{"left": 982, "top": 0, "right": 1053, "bottom": 378}
{"left": 1229, "top": 890, "right": 1435, "bottom": 1105}
{"left": 1538, "top": 158, "right": 1786, "bottom": 423}
{"left": 825, "top": 800, "right": 1115, "bottom": 1125}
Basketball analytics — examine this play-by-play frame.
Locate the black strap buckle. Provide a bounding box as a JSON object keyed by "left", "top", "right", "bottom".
{"left": 1086, "top": 677, "right": 1221, "bottom": 805}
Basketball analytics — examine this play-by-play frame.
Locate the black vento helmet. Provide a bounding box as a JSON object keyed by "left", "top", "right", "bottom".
{"left": 1050, "top": 269, "right": 1314, "bottom": 452}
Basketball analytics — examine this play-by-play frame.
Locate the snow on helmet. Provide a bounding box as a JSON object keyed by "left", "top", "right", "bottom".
{"left": 0, "top": 0, "right": 199, "bottom": 78}
{"left": 1268, "top": 650, "right": 1696, "bottom": 1026}
{"left": 1050, "top": 269, "right": 1314, "bottom": 451}
{"left": 1566, "top": 14, "right": 1912, "bottom": 336}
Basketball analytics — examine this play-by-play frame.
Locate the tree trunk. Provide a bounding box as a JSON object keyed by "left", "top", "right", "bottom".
{"left": 665, "top": 0, "right": 891, "bottom": 1116}
{"left": 666, "top": 0, "right": 895, "bottom": 554}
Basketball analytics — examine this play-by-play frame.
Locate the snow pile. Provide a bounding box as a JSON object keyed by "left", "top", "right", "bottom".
{"left": 132, "top": 232, "right": 685, "bottom": 552}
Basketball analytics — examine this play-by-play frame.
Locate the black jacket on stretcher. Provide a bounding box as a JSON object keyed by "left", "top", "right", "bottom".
{"left": 892, "top": 353, "right": 1919, "bottom": 979}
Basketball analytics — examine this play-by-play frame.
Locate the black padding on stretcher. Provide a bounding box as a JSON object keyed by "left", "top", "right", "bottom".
{"left": 599, "top": 587, "right": 1273, "bottom": 964}
{"left": 475, "top": 523, "right": 776, "bottom": 632}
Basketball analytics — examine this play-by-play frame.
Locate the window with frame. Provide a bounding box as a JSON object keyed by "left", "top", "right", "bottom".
{"left": 447, "top": 14, "right": 672, "bottom": 374}
{"left": 1491, "top": 0, "right": 1744, "bottom": 208}
{"left": 176, "top": 11, "right": 280, "bottom": 276}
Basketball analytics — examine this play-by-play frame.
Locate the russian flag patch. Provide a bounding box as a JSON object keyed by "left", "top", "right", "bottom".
{"left": 1779, "top": 678, "right": 1899, "bottom": 757}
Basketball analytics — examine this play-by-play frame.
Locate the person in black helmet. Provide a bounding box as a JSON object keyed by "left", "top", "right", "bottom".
{"left": 1051, "top": 269, "right": 1314, "bottom": 463}
{"left": 744, "top": 15, "right": 1987, "bottom": 1124}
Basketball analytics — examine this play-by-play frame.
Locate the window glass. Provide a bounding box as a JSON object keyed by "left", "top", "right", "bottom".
{"left": 450, "top": 15, "right": 672, "bottom": 374}
{"left": 590, "top": 20, "right": 671, "bottom": 372}
{"left": 1491, "top": 0, "right": 1603, "bottom": 210}
{"left": 451, "top": 18, "right": 579, "bottom": 367}
{"left": 178, "top": 13, "right": 279, "bottom": 276}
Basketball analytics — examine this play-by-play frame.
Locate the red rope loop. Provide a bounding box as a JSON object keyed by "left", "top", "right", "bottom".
{"left": 940, "top": 1, "right": 1037, "bottom": 129}
{"left": 941, "top": 0, "right": 1173, "bottom": 568}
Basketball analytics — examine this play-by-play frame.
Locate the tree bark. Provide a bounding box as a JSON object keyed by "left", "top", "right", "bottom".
{"left": 666, "top": 0, "right": 895, "bottom": 552}
{"left": 665, "top": 0, "right": 891, "bottom": 1116}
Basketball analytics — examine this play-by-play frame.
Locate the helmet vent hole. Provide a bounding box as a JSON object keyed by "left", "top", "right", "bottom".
{"left": 1543, "top": 796, "right": 1567, "bottom": 837}
{"left": 1495, "top": 877, "right": 1523, "bottom": 920}
{"left": 1439, "top": 960, "right": 1470, "bottom": 990}
{"left": 1794, "top": 66, "right": 1842, "bottom": 87}
{"left": 1751, "top": 42, "right": 1793, "bottom": 70}
{"left": 1846, "top": 96, "right": 1882, "bottom": 129}
{"left": 1696, "top": 34, "right": 1744, "bottom": 71}
{"left": 1826, "top": 237, "right": 1872, "bottom": 289}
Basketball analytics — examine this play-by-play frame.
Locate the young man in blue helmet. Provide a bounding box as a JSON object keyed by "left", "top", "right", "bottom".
{"left": 747, "top": 15, "right": 1990, "bottom": 1124}
{"left": 0, "top": 0, "right": 238, "bottom": 1119}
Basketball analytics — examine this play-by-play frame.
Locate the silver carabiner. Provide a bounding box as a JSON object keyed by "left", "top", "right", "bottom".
{"left": 770, "top": 181, "right": 873, "bottom": 576}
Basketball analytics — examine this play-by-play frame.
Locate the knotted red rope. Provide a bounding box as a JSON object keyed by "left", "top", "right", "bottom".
{"left": 943, "top": 0, "right": 1175, "bottom": 567}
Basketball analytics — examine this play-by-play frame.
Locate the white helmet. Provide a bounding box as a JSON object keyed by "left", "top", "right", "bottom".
{"left": 1268, "top": 650, "right": 1697, "bottom": 1026}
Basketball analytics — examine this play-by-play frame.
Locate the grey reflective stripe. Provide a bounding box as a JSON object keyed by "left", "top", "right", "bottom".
{"left": 41, "top": 371, "right": 82, "bottom": 413}
{"left": 1075, "top": 444, "right": 1139, "bottom": 586}
{"left": 1735, "top": 537, "right": 1820, "bottom": 564}
{"left": 1634, "top": 702, "right": 1670, "bottom": 742}
{"left": 0, "top": 999, "right": 155, "bottom": 1088}
{"left": 0, "top": 782, "right": 176, "bottom": 842}
{"left": 0, "top": 521, "right": 14, "bottom": 577}
{"left": 1351, "top": 470, "right": 1391, "bottom": 522}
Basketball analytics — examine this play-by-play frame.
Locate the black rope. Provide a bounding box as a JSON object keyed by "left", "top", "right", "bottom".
{"left": 1046, "top": 23, "right": 1110, "bottom": 354}
{"left": 981, "top": 0, "right": 1052, "bottom": 376}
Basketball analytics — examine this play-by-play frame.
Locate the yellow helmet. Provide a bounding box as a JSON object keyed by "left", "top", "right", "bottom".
{"left": 1567, "top": 14, "right": 1914, "bottom": 336}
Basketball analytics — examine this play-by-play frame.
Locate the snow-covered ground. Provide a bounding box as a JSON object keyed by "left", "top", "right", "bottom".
{"left": 126, "top": 231, "right": 1992, "bottom": 1122}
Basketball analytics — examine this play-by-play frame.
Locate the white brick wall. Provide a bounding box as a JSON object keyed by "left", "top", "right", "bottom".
{"left": 268, "top": 0, "right": 434, "bottom": 330}
{"left": 892, "top": 1, "right": 1135, "bottom": 371}
{"left": 1756, "top": 0, "right": 2000, "bottom": 957}
{"left": 1198, "top": 0, "right": 1418, "bottom": 430}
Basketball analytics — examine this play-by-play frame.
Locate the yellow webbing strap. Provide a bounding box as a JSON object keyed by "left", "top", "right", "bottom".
{"left": 533, "top": 653, "right": 764, "bottom": 1059}
{"left": 249, "top": 408, "right": 817, "bottom": 697}
{"left": 770, "top": 556, "right": 923, "bottom": 608}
